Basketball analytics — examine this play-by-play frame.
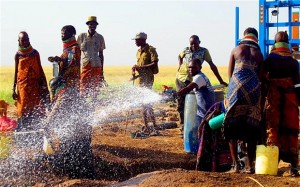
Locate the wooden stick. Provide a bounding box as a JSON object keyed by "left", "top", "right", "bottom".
{"left": 246, "top": 176, "right": 265, "bottom": 187}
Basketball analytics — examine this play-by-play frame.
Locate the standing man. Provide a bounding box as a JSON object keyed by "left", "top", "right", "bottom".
{"left": 12, "top": 31, "right": 50, "bottom": 131}
{"left": 77, "top": 16, "right": 106, "bottom": 100}
{"left": 223, "top": 27, "right": 264, "bottom": 173}
{"left": 176, "top": 35, "right": 227, "bottom": 128}
{"left": 132, "top": 32, "right": 159, "bottom": 130}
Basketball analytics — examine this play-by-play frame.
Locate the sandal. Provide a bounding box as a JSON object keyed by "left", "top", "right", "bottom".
{"left": 240, "top": 167, "right": 255, "bottom": 174}
{"left": 226, "top": 163, "right": 240, "bottom": 173}
{"left": 291, "top": 168, "right": 299, "bottom": 177}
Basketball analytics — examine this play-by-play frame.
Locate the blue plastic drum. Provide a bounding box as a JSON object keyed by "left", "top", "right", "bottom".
{"left": 183, "top": 92, "right": 199, "bottom": 154}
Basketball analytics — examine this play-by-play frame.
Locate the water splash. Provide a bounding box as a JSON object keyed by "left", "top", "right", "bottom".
{"left": 91, "top": 85, "right": 162, "bottom": 125}
{"left": 0, "top": 84, "right": 163, "bottom": 185}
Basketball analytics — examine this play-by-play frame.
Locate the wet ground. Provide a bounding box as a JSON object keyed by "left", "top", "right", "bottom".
{"left": 0, "top": 102, "right": 299, "bottom": 186}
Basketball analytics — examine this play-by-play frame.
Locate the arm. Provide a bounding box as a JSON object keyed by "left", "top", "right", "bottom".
{"left": 99, "top": 35, "right": 106, "bottom": 77}
{"left": 207, "top": 60, "right": 227, "bottom": 86}
{"left": 134, "top": 60, "right": 157, "bottom": 69}
{"left": 133, "top": 60, "right": 158, "bottom": 73}
{"left": 176, "top": 82, "right": 198, "bottom": 97}
{"left": 12, "top": 54, "right": 19, "bottom": 100}
{"left": 76, "top": 34, "right": 81, "bottom": 46}
{"left": 178, "top": 55, "right": 183, "bottom": 71}
{"left": 177, "top": 49, "right": 186, "bottom": 71}
{"left": 228, "top": 49, "right": 236, "bottom": 80}
{"left": 99, "top": 51, "right": 104, "bottom": 77}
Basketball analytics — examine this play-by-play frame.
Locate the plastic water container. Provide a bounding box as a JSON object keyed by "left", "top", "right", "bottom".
{"left": 0, "top": 132, "right": 13, "bottom": 158}
{"left": 43, "top": 136, "right": 54, "bottom": 155}
{"left": 183, "top": 93, "right": 199, "bottom": 154}
{"left": 255, "top": 145, "right": 279, "bottom": 175}
{"left": 209, "top": 113, "right": 224, "bottom": 130}
{"left": 52, "top": 61, "right": 59, "bottom": 77}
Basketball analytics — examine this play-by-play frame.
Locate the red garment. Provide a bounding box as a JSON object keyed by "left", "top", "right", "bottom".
{"left": 265, "top": 78, "right": 299, "bottom": 164}
{"left": 0, "top": 116, "right": 17, "bottom": 132}
{"left": 16, "top": 49, "right": 49, "bottom": 119}
{"left": 80, "top": 63, "right": 102, "bottom": 99}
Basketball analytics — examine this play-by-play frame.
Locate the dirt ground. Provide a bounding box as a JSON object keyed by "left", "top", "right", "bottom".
{"left": 2, "top": 102, "right": 300, "bottom": 186}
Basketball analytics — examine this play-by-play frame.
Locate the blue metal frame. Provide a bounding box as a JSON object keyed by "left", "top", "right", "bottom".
{"left": 236, "top": 0, "right": 300, "bottom": 58}
{"left": 259, "top": 0, "right": 300, "bottom": 58}
{"left": 235, "top": 7, "right": 240, "bottom": 47}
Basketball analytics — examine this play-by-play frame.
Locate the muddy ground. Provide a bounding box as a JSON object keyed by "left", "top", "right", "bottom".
{"left": 1, "top": 102, "right": 300, "bottom": 186}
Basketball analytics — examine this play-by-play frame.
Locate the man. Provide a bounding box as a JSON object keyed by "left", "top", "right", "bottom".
{"left": 263, "top": 31, "right": 299, "bottom": 176}
{"left": 77, "top": 16, "right": 106, "bottom": 100}
{"left": 12, "top": 31, "right": 50, "bottom": 131}
{"left": 176, "top": 35, "right": 227, "bottom": 126}
{"left": 223, "top": 27, "right": 264, "bottom": 173}
{"left": 132, "top": 32, "right": 159, "bottom": 130}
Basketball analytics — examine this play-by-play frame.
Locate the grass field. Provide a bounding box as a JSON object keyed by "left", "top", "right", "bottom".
{"left": 0, "top": 65, "right": 228, "bottom": 104}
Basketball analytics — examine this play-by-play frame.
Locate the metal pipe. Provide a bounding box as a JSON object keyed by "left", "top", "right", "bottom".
{"left": 95, "top": 110, "right": 165, "bottom": 125}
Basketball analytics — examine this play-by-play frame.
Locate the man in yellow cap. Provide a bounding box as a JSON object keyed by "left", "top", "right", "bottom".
{"left": 77, "top": 16, "right": 106, "bottom": 100}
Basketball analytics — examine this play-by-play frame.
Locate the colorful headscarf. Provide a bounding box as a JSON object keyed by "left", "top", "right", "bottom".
{"left": 270, "top": 42, "right": 291, "bottom": 57}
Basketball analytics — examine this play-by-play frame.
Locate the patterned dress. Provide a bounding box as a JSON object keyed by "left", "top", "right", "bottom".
{"left": 48, "top": 38, "right": 81, "bottom": 120}
{"left": 52, "top": 39, "right": 81, "bottom": 100}
{"left": 224, "top": 58, "right": 261, "bottom": 140}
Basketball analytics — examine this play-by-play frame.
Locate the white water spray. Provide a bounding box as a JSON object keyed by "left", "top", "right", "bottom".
{"left": 0, "top": 84, "right": 163, "bottom": 185}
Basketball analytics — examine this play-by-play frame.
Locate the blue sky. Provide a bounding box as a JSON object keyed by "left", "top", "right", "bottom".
{"left": 1, "top": 0, "right": 260, "bottom": 67}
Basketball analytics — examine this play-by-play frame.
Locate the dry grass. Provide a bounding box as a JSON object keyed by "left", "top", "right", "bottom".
{"left": 0, "top": 65, "right": 228, "bottom": 104}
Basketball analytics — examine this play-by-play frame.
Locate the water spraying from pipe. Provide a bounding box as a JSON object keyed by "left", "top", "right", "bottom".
{"left": 0, "top": 84, "right": 164, "bottom": 185}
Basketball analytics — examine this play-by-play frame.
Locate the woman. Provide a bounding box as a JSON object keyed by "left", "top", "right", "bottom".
{"left": 223, "top": 27, "right": 264, "bottom": 173}
{"left": 48, "top": 25, "right": 81, "bottom": 106}
{"left": 46, "top": 25, "right": 94, "bottom": 178}
{"left": 263, "top": 31, "right": 299, "bottom": 176}
{"left": 12, "top": 31, "right": 50, "bottom": 130}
